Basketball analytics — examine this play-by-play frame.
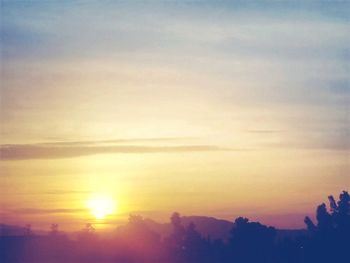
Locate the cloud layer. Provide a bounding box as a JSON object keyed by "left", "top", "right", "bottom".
{"left": 0, "top": 140, "right": 230, "bottom": 160}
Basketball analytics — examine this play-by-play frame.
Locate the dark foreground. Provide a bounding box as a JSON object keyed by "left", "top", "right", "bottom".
{"left": 1, "top": 191, "right": 349, "bottom": 263}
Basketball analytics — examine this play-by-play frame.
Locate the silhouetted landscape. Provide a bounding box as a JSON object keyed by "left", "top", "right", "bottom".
{"left": 1, "top": 190, "right": 348, "bottom": 263}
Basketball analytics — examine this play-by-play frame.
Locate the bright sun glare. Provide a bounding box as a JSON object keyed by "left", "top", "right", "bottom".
{"left": 87, "top": 195, "right": 116, "bottom": 220}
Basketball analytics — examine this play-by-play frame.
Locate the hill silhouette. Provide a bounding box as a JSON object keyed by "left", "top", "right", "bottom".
{"left": 141, "top": 216, "right": 234, "bottom": 241}
{"left": 0, "top": 224, "right": 28, "bottom": 236}
{"left": 0, "top": 190, "right": 349, "bottom": 263}
{"left": 141, "top": 216, "right": 307, "bottom": 242}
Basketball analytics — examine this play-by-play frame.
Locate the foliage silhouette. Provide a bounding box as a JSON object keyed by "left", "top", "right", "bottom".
{"left": 303, "top": 191, "right": 350, "bottom": 263}
{"left": 49, "top": 223, "right": 59, "bottom": 236}
{"left": 229, "top": 217, "right": 276, "bottom": 263}
{"left": 0, "top": 190, "right": 349, "bottom": 263}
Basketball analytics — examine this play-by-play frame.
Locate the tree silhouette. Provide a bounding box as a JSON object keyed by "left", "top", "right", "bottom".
{"left": 1, "top": 190, "right": 349, "bottom": 263}
{"left": 330, "top": 191, "right": 350, "bottom": 231}
{"left": 49, "top": 223, "right": 59, "bottom": 236}
{"left": 77, "top": 223, "right": 96, "bottom": 243}
{"left": 24, "top": 224, "right": 32, "bottom": 236}
{"left": 169, "top": 212, "right": 186, "bottom": 249}
{"left": 303, "top": 191, "right": 350, "bottom": 263}
{"left": 229, "top": 217, "right": 276, "bottom": 263}
{"left": 183, "top": 222, "right": 209, "bottom": 262}
{"left": 165, "top": 212, "right": 187, "bottom": 262}
{"left": 304, "top": 191, "right": 350, "bottom": 233}
{"left": 122, "top": 214, "right": 160, "bottom": 245}
{"left": 115, "top": 214, "right": 161, "bottom": 261}
{"left": 184, "top": 222, "right": 202, "bottom": 248}
{"left": 84, "top": 223, "right": 95, "bottom": 233}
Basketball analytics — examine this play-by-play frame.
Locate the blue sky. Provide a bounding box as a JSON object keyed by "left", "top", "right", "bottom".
{"left": 2, "top": 0, "right": 349, "bottom": 147}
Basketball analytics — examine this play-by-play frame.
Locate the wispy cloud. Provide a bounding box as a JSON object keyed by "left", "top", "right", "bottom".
{"left": 263, "top": 136, "right": 350, "bottom": 151}
{"left": 246, "top": 130, "right": 283, "bottom": 134}
{"left": 9, "top": 208, "right": 87, "bottom": 215}
{"left": 43, "top": 190, "right": 91, "bottom": 195}
{"left": 0, "top": 140, "right": 232, "bottom": 160}
{"left": 38, "top": 137, "right": 193, "bottom": 146}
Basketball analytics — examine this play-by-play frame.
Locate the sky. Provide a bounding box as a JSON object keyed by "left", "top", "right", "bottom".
{"left": 0, "top": 0, "right": 349, "bottom": 230}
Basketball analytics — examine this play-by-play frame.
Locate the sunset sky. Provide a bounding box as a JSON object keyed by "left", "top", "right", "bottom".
{"left": 1, "top": 1, "right": 349, "bottom": 231}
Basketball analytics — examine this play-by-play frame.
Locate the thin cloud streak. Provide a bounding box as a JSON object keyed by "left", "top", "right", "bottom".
{"left": 9, "top": 208, "right": 87, "bottom": 215}
{"left": 246, "top": 130, "right": 283, "bottom": 134}
{"left": 38, "top": 137, "right": 193, "bottom": 146}
{"left": 0, "top": 142, "right": 234, "bottom": 160}
{"left": 263, "top": 141, "right": 350, "bottom": 151}
{"left": 43, "top": 190, "right": 91, "bottom": 195}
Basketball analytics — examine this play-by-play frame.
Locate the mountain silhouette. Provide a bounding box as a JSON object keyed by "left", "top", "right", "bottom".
{"left": 140, "top": 216, "right": 233, "bottom": 241}
{"left": 1, "top": 191, "right": 348, "bottom": 263}
{"left": 138, "top": 216, "right": 306, "bottom": 242}
{"left": 0, "top": 224, "right": 29, "bottom": 236}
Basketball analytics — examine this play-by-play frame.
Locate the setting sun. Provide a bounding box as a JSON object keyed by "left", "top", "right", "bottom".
{"left": 87, "top": 195, "right": 116, "bottom": 220}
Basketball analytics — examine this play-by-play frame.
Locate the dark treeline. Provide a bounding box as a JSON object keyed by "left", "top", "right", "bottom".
{"left": 1, "top": 191, "right": 349, "bottom": 263}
